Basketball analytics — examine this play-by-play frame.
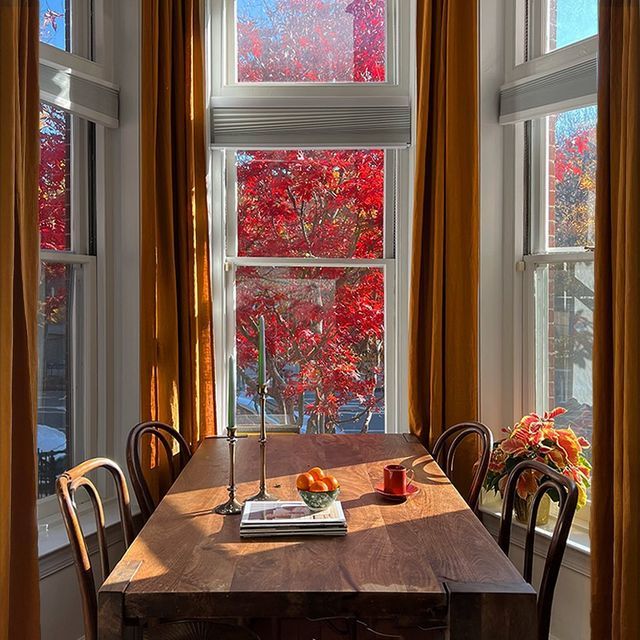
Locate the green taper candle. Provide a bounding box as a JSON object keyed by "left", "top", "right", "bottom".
{"left": 228, "top": 355, "right": 236, "bottom": 429}
{"left": 257, "top": 316, "right": 266, "bottom": 387}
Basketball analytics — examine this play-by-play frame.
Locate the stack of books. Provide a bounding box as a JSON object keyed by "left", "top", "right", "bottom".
{"left": 240, "top": 501, "right": 347, "bottom": 538}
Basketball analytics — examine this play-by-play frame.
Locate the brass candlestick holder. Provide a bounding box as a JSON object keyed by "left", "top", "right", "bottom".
{"left": 245, "top": 383, "right": 276, "bottom": 502}
{"left": 214, "top": 425, "right": 243, "bottom": 515}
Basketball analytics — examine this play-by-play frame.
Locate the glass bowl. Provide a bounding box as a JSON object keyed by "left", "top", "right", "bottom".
{"left": 298, "top": 488, "right": 340, "bottom": 511}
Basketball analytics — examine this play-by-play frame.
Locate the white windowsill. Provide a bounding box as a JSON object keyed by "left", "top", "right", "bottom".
{"left": 479, "top": 493, "right": 590, "bottom": 578}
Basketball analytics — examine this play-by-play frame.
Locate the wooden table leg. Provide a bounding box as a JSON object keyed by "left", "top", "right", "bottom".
{"left": 445, "top": 582, "right": 538, "bottom": 640}
{"left": 98, "top": 560, "right": 142, "bottom": 640}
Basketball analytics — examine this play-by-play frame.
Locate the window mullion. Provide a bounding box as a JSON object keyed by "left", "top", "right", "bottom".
{"left": 524, "top": 251, "right": 594, "bottom": 265}
{"left": 227, "top": 257, "right": 392, "bottom": 268}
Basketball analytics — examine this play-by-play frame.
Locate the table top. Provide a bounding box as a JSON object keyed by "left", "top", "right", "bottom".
{"left": 102, "top": 434, "right": 530, "bottom": 624}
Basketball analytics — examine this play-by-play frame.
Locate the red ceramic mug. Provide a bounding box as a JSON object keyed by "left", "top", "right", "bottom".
{"left": 383, "top": 464, "right": 414, "bottom": 495}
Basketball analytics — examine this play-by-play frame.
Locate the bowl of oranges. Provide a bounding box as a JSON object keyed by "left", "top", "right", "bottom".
{"left": 296, "top": 467, "right": 340, "bottom": 511}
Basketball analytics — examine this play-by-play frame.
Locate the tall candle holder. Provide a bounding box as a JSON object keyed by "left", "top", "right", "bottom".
{"left": 215, "top": 356, "right": 243, "bottom": 515}
{"left": 214, "top": 424, "right": 243, "bottom": 515}
{"left": 245, "top": 383, "right": 276, "bottom": 502}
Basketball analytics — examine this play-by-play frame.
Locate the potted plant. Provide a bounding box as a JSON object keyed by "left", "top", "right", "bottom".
{"left": 484, "top": 408, "right": 591, "bottom": 525}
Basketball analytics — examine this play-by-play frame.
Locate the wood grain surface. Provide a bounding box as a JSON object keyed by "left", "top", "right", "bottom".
{"left": 99, "top": 434, "right": 535, "bottom": 639}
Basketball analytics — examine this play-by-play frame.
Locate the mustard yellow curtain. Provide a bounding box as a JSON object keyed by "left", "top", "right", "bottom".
{"left": 140, "top": 0, "right": 216, "bottom": 470}
{"left": 591, "top": 2, "right": 640, "bottom": 638}
{"left": 409, "top": 1, "right": 479, "bottom": 494}
{"left": 0, "top": 1, "right": 41, "bottom": 638}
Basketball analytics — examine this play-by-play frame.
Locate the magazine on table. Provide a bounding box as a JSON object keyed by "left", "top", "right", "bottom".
{"left": 240, "top": 501, "right": 347, "bottom": 537}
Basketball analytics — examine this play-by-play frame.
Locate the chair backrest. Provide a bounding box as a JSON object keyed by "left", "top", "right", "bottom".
{"left": 497, "top": 459, "right": 579, "bottom": 640}
{"left": 56, "top": 458, "right": 136, "bottom": 640}
{"left": 431, "top": 421, "right": 493, "bottom": 511}
{"left": 126, "top": 421, "right": 192, "bottom": 521}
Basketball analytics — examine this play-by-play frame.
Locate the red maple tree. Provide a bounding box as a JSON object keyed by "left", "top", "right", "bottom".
{"left": 235, "top": 150, "right": 386, "bottom": 433}
{"left": 237, "top": 0, "right": 385, "bottom": 82}
{"left": 38, "top": 103, "right": 70, "bottom": 326}
{"left": 553, "top": 126, "right": 597, "bottom": 248}
{"left": 39, "top": 103, "right": 69, "bottom": 252}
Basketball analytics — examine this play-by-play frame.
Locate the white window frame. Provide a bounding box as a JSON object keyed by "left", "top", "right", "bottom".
{"left": 501, "top": 0, "right": 597, "bottom": 528}
{"left": 210, "top": 0, "right": 411, "bottom": 98}
{"left": 206, "top": 0, "right": 416, "bottom": 434}
{"left": 37, "top": 0, "right": 116, "bottom": 523}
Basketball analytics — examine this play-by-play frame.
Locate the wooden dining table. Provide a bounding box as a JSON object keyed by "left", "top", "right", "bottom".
{"left": 99, "top": 434, "right": 536, "bottom": 639}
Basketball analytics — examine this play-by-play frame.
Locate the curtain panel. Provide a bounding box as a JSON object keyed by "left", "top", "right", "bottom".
{"left": 0, "top": 1, "right": 41, "bottom": 638}
{"left": 591, "top": 1, "right": 640, "bottom": 638}
{"left": 409, "top": 0, "right": 479, "bottom": 494}
{"left": 140, "top": 0, "right": 216, "bottom": 499}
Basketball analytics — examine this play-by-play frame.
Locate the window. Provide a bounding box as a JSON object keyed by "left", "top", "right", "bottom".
{"left": 40, "top": 1, "right": 69, "bottom": 51}
{"left": 526, "top": 104, "right": 596, "bottom": 463}
{"left": 210, "top": 1, "right": 412, "bottom": 434}
{"left": 500, "top": 2, "right": 597, "bottom": 512}
{"left": 232, "top": 149, "right": 387, "bottom": 432}
{"left": 37, "top": 104, "right": 95, "bottom": 501}
{"left": 533, "top": 261, "right": 594, "bottom": 464}
{"left": 235, "top": 0, "right": 386, "bottom": 83}
{"left": 36, "top": 2, "right": 116, "bottom": 521}
{"left": 39, "top": 0, "right": 94, "bottom": 59}
{"left": 544, "top": 0, "right": 598, "bottom": 53}
{"left": 545, "top": 107, "right": 597, "bottom": 249}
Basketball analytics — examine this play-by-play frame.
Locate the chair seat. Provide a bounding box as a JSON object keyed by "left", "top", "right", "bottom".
{"left": 144, "top": 621, "right": 257, "bottom": 640}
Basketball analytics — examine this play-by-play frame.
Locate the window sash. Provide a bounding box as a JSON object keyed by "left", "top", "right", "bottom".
{"left": 224, "top": 0, "right": 397, "bottom": 87}
{"left": 522, "top": 253, "right": 593, "bottom": 519}
{"left": 526, "top": 111, "right": 596, "bottom": 255}
{"left": 37, "top": 97, "right": 97, "bottom": 515}
{"left": 36, "top": 255, "right": 96, "bottom": 518}
{"left": 209, "top": 0, "right": 412, "bottom": 99}
{"left": 224, "top": 262, "right": 395, "bottom": 434}
{"left": 225, "top": 149, "right": 397, "bottom": 259}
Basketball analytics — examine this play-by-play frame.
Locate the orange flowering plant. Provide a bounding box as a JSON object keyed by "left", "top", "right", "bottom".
{"left": 484, "top": 408, "right": 592, "bottom": 509}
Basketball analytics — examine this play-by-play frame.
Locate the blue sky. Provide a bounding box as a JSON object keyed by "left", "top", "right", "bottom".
{"left": 39, "top": 0, "right": 67, "bottom": 51}
{"left": 555, "top": 0, "right": 598, "bottom": 49}
{"left": 553, "top": 0, "right": 598, "bottom": 138}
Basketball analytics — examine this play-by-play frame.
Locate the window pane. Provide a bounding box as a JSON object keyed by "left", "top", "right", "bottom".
{"left": 37, "top": 262, "right": 76, "bottom": 499}
{"left": 237, "top": 150, "right": 385, "bottom": 258}
{"left": 235, "top": 266, "right": 385, "bottom": 433}
{"left": 40, "top": 0, "right": 69, "bottom": 51}
{"left": 236, "top": 0, "right": 386, "bottom": 83}
{"left": 545, "top": 0, "right": 598, "bottom": 52}
{"left": 547, "top": 106, "right": 597, "bottom": 249}
{"left": 39, "top": 103, "right": 71, "bottom": 251}
{"left": 535, "top": 261, "right": 593, "bottom": 463}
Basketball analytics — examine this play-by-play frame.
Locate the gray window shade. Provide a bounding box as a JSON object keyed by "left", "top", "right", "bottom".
{"left": 40, "top": 60, "right": 119, "bottom": 128}
{"left": 500, "top": 58, "right": 597, "bottom": 124}
{"left": 210, "top": 98, "right": 411, "bottom": 148}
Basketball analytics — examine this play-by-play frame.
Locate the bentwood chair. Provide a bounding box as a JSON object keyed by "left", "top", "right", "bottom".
{"left": 498, "top": 460, "right": 579, "bottom": 640}
{"left": 56, "top": 458, "right": 257, "bottom": 640}
{"left": 431, "top": 421, "right": 493, "bottom": 511}
{"left": 127, "top": 421, "right": 192, "bottom": 522}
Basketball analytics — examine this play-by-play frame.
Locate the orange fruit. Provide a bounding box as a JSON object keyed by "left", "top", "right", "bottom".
{"left": 324, "top": 476, "right": 339, "bottom": 491}
{"left": 308, "top": 467, "right": 325, "bottom": 481}
{"left": 309, "top": 479, "right": 330, "bottom": 492}
{"left": 296, "top": 472, "right": 314, "bottom": 491}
